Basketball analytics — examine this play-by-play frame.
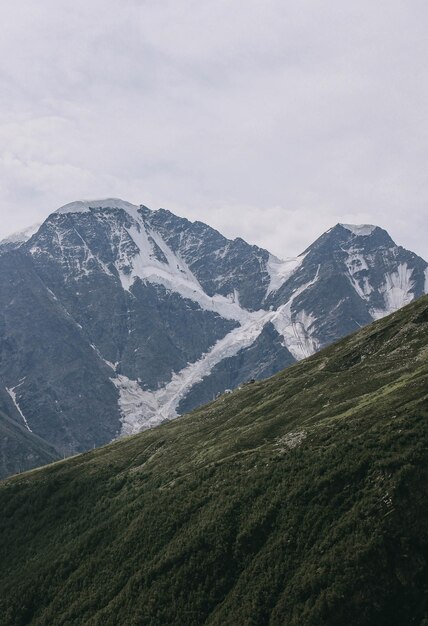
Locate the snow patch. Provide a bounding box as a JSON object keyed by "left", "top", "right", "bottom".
{"left": 111, "top": 375, "right": 161, "bottom": 434}
{"left": 6, "top": 382, "right": 32, "bottom": 432}
{"left": 112, "top": 264, "right": 324, "bottom": 436}
{"left": 371, "top": 263, "right": 415, "bottom": 319}
{"left": 113, "top": 310, "right": 272, "bottom": 434}
{"left": 344, "top": 248, "right": 373, "bottom": 300}
{"left": 115, "top": 217, "right": 252, "bottom": 322}
{"left": 56, "top": 198, "right": 140, "bottom": 217}
{"left": 340, "top": 224, "right": 377, "bottom": 236}
{"left": 266, "top": 253, "right": 305, "bottom": 295}
{"left": 90, "top": 344, "right": 118, "bottom": 371}
{"left": 271, "top": 267, "right": 321, "bottom": 360}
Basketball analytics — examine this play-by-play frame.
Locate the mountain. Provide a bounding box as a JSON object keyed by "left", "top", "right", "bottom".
{"left": 0, "top": 408, "right": 60, "bottom": 478}
{"left": 0, "top": 382, "right": 60, "bottom": 477}
{"left": 0, "top": 222, "right": 40, "bottom": 254}
{"left": 0, "top": 199, "right": 426, "bottom": 475}
{"left": 0, "top": 295, "right": 427, "bottom": 625}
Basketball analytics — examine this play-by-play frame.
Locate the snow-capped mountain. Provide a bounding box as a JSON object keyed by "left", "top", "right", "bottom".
{"left": 0, "top": 222, "right": 41, "bottom": 254}
{"left": 0, "top": 199, "right": 426, "bottom": 475}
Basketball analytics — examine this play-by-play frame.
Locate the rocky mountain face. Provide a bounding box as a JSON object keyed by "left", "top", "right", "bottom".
{"left": 0, "top": 199, "right": 426, "bottom": 475}
{"left": 0, "top": 407, "right": 59, "bottom": 478}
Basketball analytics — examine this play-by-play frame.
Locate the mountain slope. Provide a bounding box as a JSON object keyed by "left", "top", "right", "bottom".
{"left": 0, "top": 200, "right": 426, "bottom": 471}
{"left": 0, "top": 295, "right": 427, "bottom": 625}
{"left": 0, "top": 409, "right": 60, "bottom": 478}
{"left": 0, "top": 250, "right": 122, "bottom": 455}
{"left": 0, "top": 222, "right": 40, "bottom": 255}
{"left": 0, "top": 381, "right": 60, "bottom": 478}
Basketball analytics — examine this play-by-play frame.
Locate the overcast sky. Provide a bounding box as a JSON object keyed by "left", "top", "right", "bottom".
{"left": 0, "top": 0, "right": 427, "bottom": 258}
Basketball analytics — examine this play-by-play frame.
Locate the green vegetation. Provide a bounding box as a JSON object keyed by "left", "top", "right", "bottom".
{"left": 0, "top": 296, "right": 427, "bottom": 626}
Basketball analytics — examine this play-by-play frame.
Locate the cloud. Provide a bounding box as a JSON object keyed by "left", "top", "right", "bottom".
{"left": 0, "top": 0, "right": 427, "bottom": 259}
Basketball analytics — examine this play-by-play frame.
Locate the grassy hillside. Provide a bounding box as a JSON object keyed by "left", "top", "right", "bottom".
{"left": 0, "top": 296, "right": 427, "bottom": 626}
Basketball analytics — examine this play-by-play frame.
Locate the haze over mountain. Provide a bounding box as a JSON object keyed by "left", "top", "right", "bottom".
{"left": 0, "top": 294, "right": 427, "bottom": 625}
{"left": 0, "top": 199, "right": 426, "bottom": 477}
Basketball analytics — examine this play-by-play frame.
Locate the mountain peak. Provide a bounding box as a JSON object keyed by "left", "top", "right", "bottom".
{"left": 0, "top": 222, "right": 41, "bottom": 245}
{"left": 338, "top": 223, "right": 378, "bottom": 236}
{"left": 301, "top": 222, "right": 392, "bottom": 256}
{"left": 55, "top": 198, "right": 140, "bottom": 216}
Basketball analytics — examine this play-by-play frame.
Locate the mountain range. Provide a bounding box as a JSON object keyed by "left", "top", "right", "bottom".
{"left": 0, "top": 199, "right": 427, "bottom": 477}
{"left": 0, "top": 294, "right": 427, "bottom": 625}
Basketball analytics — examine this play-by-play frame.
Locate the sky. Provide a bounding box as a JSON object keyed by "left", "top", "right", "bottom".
{"left": 0, "top": 0, "right": 427, "bottom": 259}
